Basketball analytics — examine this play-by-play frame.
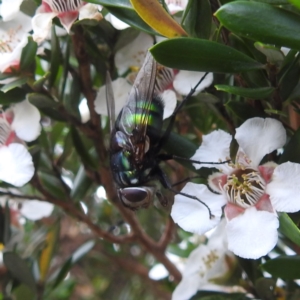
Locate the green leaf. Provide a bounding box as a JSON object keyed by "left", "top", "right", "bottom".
{"left": 13, "top": 284, "right": 36, "bottom": 300}
{"left": 52, "top": 240, "right": 95, "bottom": 289}
{"left": 52, "top": 257, "right": 73, "bottom": 289}
{"left": 0, "top": 88, "right": 27, "bottom": 105}
{"left": 279, "top": 127, "right": 300, "bottom": 164}
{"left": 87, "top": 0, "right": 157, "bottom": 34}
{"left": 20, "top": 37, "right": 37, "bottom": 71}
{"left": 216, "top": 1, "right": 300, "bottom": 50}
{"left": 289, "top": 0, "right": 300, "bottom": 9}
{"left": 71, "top": 165, "right": 93, "bottom": 201}
{"left": 49, "top": 26, "right": 62, "bottom": 87}
{"left": 3, "top": 252, "right": 37, "bottom": 293}
{"left": 261, "top": 255, "right": 300, "bottom": 279}
{"left": 71, "top": 240, "right": 95, "bottom": 263}
{"left": 215, "top": 85, "right": 274, "bottom": 99}
{"left": 182, "top": 0, "right": 212, "bottom": 39}
{"left": 279, "top": 212, "right": 300, "bottom": 246}
{"left": 70, "top": 127, "right": 97, "bottom": 170}
{"left": 254, "top": 43, "right": 284, "bottom": 65}
{"left": 0, "top": 77, "right": 28, "bottom": 93}
{"left": 38, "top": 172, "right": 67, "bottom": 200}
{"left": 225, "top": 101, "right": 266, "bottom": 120}
{"left": 28, "top": 93, "right": 66, "bottom": 121}
{"left": 150, "top": 38, "right": 264, "bottom": 73}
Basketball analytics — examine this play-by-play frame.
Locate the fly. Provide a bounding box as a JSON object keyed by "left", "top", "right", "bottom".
{"left": 107, "top": 52, "right": 227, "bottom": 218}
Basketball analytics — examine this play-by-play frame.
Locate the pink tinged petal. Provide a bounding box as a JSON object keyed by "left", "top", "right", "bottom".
{"left": 57, "top": 11, "right": 79, "bottom": 33}
{"left": 173, "top": 71, "right": 213, "bottom": 96}
{"left": 32, "top": 12, "right": 57, "bottom": 42}
{"left": 171, "top": 183, "right": 226, "bottom": 235}
{"left": 235, "top": 118, "right": 286, "bottom": 167}
{"left": 0, "top": 144, "right": 34, "bottom": 187}
{"left": 0, "top": 0, "right": 24, "bottom": 21}
{"left": 172, "top": 274, "right": 202, "bottom": 300}
{"left": 20, "top": 200, "right": 54, "bottom": 220}
{"left": 267, "top": 162, "right": 300, "bottom": 213}
{"left": 11, "top": 100, "right": 41, "bottom": 142}
{"left": 94, "top": 78, "right": 132, "bottom": 116}
{"left": 79, "top": 4, "right": 102, "bottom": 21}
{"left": 258, "top": 162, "right": 277, "bottom": 183}
{"left": 255, "top": 194, "right": 274, "bottom": 213}
{"left": 115, "top": 32, "right": 154, "bottom": 75}
{"left": 226, "top": 207, "right": 279, "bottom": 259}
{"left": 191, "top": 130, "right": 232, "bottom": 173}
{"left": 208, "top": 172, "right": 227, "bottom": 193}
{"left": 161, "top": 89, "right": 177, "bottom": 119}
{"left": 224, "top": 203, "right": 245, "bottom": 221}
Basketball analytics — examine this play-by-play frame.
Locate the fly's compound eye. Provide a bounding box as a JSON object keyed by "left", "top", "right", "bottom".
{"left": 118, "top": 187, "right": 155, "bottom": 210}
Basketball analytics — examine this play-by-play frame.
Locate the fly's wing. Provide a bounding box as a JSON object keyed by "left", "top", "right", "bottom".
{"left": 118, "top": 52, "right": 157, "bottom": 136}
{"left": 106, "top": 71, "right": 116, "bottom": 132}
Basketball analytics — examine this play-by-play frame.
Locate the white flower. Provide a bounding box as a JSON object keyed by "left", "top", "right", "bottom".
{"left": 0, "top": 0, "right": 24, "bottom": 21}
{"left": 166, "top": 0, "right": 188, "bottom": 14}
{"left": 172, "top": 221, "right": 242, "bottom": 300}
{"left": 32, "top": 0, "right": 102, "bottom": 43}
{"left": 171, "top": 117, "right": 300, "bottom": 259}
{"left": 0, "top": 11, "right": 32, "bottom": 74}
{"left": 0, "top": 100, "right": 41, "bottom": 186}
{"left": 0, "top": 190, "right": 54, "bottom": 221}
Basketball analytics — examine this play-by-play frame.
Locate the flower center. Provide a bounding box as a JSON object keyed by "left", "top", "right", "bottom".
{"left": 45, "top": 0, "right": 84, "bottom": 13}
{"left": 224, "top": 167, "right": 266, "bottom": 208}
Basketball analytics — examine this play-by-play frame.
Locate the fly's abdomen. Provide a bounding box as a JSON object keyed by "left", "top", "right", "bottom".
{"left": 135, "top": 97, "right": 164, "bottom": 144}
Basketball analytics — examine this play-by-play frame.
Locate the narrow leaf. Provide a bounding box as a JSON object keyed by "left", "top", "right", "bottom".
{"left": 215, "top": 85, "right": 274, "bottom": 99}
{"left": 3, "top": 252, "right": 36, "bottom": 293}
{"left": 216, "top": 1, "right": 300, "bottom": 50}
{"left": 261, "top": 255, "right": 300, "bottom": 279}
{"left": 279, "top": 212, "right": 300, "bottom": 246}
{"left": 150, "top": 38, "right": 264, "bottom": 73}
{"left": 0, "top": 78, "right": 27, "bottom": 93}
{"left": 39, "top": 223, "right": 60, "bottom": 281}
{"left": 20, "top": 37, "right": 37, "bottom": 71}
{"left": 130, "top": 0, "right": 187, "bottom": 37}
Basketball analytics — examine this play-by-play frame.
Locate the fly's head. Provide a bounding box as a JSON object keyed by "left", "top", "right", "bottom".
{"left": 118, "top": 186, "right": 156, "bottom": 210}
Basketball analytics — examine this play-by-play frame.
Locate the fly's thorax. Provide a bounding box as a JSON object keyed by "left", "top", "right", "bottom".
{"left": 110, "top": 150, "right": 156, "bottom": 188}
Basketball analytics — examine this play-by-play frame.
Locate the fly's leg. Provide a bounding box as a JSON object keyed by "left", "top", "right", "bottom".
{"left": 154, "top": 167, "right": 214, "bottom": 219}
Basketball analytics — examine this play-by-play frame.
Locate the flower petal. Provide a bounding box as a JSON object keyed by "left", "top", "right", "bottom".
{"left": 32, "top": 12, "right": 57, "bottom": 43}
{"left": 267, "top": 162, "right": 300, "bottom": 213}
{"left": 94, "top": 77, "right": 132, "bottom": 116}
{"left": 0, "top": 0, "right": 24, "bottom": 21}
{"left": 58, "top": 11, "right": 79, "bottom": 33}
{"left": 21, "top": 200, "right": 54, "bottom": 221}
{"left": 173, "top": 71, "right": 213, "bottom": 96}
{"left": 226, "top": 207, "right": 279, "bottom": 259}
{"left": 115, "top": 32, "right": 154, "bottom": 75}
{"left": 191, "top": 130, "right": 232, "bottom": 173}
{"left": 162, "top": 89, "right": 177, "bottom": 119}
{"left": 79, "top": 4, "right": 102, "bottom": 21}
{"left": 172, "top": 274, "right": 201, "bottom": 300}
{"left": 11, "top": 100, "right": 41, "bottom": 142}
{"left": 171, "top": 183, "right": 225, "bottom": 235}
{"left": 105, "top": 13, "right": 130, "bottom": 30}
{"left": 0, "top": 144, "right": 34, "bottom": 187}
{"left": 235, "top": 118, "right": 286, "bottom": 167}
